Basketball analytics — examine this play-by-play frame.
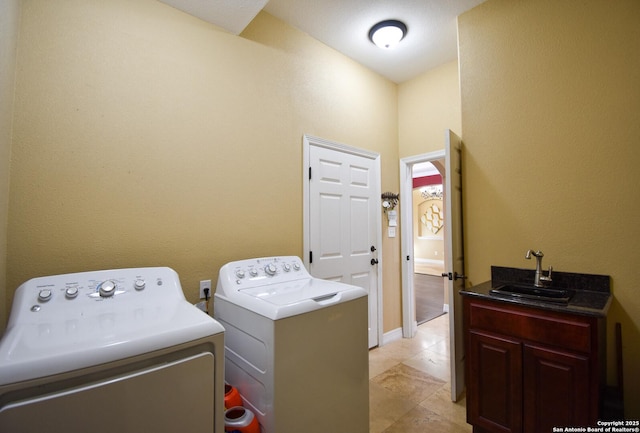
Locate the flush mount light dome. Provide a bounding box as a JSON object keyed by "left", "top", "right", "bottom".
{"left": 368, "top": 20, "right": 407, "bottom": 49}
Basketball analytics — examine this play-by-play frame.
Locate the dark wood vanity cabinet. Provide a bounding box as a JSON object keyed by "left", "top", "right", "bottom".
{"left": 464, "top": 297, "right": 604, "bottom": 433}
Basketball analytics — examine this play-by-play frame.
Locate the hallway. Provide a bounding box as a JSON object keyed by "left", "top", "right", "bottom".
{"left": 368, "top": 314, "right": 471, "bottom": 433}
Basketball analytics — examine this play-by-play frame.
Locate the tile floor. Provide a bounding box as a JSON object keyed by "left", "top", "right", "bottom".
{"left": 368, "top": 314, "right": 472, "bottom": 433}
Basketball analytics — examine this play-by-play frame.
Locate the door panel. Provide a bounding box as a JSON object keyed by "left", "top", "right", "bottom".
{"left": 350, "top": 196, "right": 370, "bottom": 255}
{"left": 445, "top": 130, "right": 466, "bottom": 401}
{"left": 523, "top": 344, "right": 590, "bottom": 432}
{"left": 306, "top": 137, "right": 380, "bottom": 348}
{"left": 468, "top": 331, "right": 522, "bottom": 433}
{"left": 318, "top": 193, "right": 342, "bottom": 262}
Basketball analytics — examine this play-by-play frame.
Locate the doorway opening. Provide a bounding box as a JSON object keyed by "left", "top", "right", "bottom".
{"left": 400, "top": 131, "right": 465, "bottom": 402}
{"left": 412, "top": 161, "right": 447, "bottom": 325}
{"left": 399, "top": 149, "right": 447, "bottom": 338}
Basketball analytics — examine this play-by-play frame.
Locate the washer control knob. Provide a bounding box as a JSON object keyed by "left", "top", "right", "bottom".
{"left": 249, "top": 268, "right": 258, "bottom": 277}
{"left": 38, "top": 289, "right": 53, "bottom": 302}
{"left": 235, "top": 270, "right": 246, "bottom": 279}
{"left": 293, "top": 262, "right": 301, "bottom": 271}
{"left": 283, "top": 263, "right": 291, "bottom": 272}
{"left": 98, "top": 280, "right": 117, "bottom": 298}
{"left": 65, "top": 287, "right": 79, "bottom": 299}
{"left": 265, "top": 263, "right": 277, "bottom": 276}
{"left": 134, "top": 279, "right": 146, "bottom": 291}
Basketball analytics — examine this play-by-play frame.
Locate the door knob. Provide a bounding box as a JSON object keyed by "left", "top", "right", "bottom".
{"left": 370, "top": 246, "right": 377, "bottom": 252}
{"left": 371, "top": 258, "right": 379, "bottom": 265}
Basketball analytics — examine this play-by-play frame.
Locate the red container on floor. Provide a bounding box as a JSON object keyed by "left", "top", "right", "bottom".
{"left": 224, "top": 384, "right": 243, "bottom": 409}
{"left": 224, "top": 406, "right": 260, "bottom": 433}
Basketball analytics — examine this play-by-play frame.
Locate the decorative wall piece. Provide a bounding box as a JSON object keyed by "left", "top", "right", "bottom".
{"left": 421, "top": 202, "right": 444, "bottom": 234}
{"left": 381, "top": 192, "right": 399, "bottom": 211}
{"left": 417, "top": 184, "right": 444, "bottom": 237}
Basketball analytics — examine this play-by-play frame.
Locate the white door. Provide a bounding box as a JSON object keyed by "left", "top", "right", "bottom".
{"left": 444, "top": 130, "right": 466, "bottom": 402}
{"left": 303, "top": 135, "right": 381, "bottom": 349}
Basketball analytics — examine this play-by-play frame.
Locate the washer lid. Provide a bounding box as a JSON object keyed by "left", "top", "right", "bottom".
{"left": 218, "top": 278, "right": 367, "bottom": 320}
{"left": 239, "top": 278, "right": 349, "bottom": 305}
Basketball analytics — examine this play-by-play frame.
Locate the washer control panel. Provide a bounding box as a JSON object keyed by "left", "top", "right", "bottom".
{"left": 220, "top": 256, "right": 309, "bottom": 289}
{"left": 10, "top": 267, "right": 182, "bottom": 319}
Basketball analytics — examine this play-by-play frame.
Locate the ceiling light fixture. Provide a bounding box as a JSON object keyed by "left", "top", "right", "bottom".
{"left": 368, "top": 20, "right": 408, "bottom": 49}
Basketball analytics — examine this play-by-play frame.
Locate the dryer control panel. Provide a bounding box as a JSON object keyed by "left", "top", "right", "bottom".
{"left": 9, "top": 267, "right": 184, "bottom": 320}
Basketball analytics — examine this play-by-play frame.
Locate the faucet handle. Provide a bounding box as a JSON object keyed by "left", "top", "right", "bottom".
{"left": 540, "top": 265, "right": 553, "bottom": 282}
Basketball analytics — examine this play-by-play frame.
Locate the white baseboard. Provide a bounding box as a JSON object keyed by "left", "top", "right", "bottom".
{"left": 381, "top": 327, "right": 403, "bottom": 346}
{"left": 443, "top": 303, "right": 449, "bottom": 313}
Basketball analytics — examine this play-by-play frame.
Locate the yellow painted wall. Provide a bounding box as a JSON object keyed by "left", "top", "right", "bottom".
{"left": 6, "top": 0, "right": 400, "bottom": 331}
{"left": 0, "top": 0, "right": 21, "bottom": 334}
{"left": 459, "top": 0, "right": 640, "bottom": 417}
{"left": 398, "top": 60, "right": 462, "bottom": 158}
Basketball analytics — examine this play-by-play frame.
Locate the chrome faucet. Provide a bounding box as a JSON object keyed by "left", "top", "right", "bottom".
{"left": 525, "top": 250, "right": 553, "bottom": 287}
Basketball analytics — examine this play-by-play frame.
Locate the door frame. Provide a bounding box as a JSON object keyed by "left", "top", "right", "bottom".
{"left": 399, "top": 149, "right": 446, "bottom": 338}
{"left": 302, "top": 134, "right": 384, "bottom": 348}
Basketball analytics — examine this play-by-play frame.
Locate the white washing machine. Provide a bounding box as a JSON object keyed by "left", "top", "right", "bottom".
{"left": 0, "top": 267, "right": 225, "bottom": 433}
{"left": 214, "top": 256, "right": 369, "bottom": 433}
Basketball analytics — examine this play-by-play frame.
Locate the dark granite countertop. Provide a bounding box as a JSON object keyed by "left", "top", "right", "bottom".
{"left": 459, "top": 266, "right": 612, "bottom": 318}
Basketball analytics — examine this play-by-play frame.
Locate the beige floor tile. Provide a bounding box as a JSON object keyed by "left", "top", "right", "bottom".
{"left": 379, "top": 405, "right": 472, "bottom": 433}
{"left": 369, "top": 314, "right": 471, "bottom": 432}
{"left": 418, "top": 313, "right": 450, "bottom": 333}
{"left": 369, "top": 381, "right": 416, "bottom": 433}
{"left": 369, "top": 347, "right": 401, "bottom": 379}
{"left": 402, "top": 348, "right": 450, "bottom": 382}
{"left": 423, "top": 335, "right": 450, "bottom": 355}
{"left": 420, "top": 387, "right": 472, "bottom": 431}
{"left": 376, "top": 331, "right": 444, "bottom": 360}
{"left": 371, "top": 363, "right": 445, "bottom": 404}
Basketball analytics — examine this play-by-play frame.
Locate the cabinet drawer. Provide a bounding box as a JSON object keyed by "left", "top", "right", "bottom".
{"left": 467, "top": 299, "right": 593, "bottom": 353}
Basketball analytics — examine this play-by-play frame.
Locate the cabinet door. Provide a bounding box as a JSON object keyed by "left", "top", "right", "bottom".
{"left": 523, "top": 344, "right": 590, "bottom": 433}
{"left": 468, "top": 331, "right": 522, "bottom": 433}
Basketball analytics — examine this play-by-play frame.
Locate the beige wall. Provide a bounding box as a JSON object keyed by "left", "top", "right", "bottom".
{"left": 398, "top": 60, "right": 462, "bottom": 158}
{"left": 6, "top": 0, "right": 400, "bottom": 330}
{"left": 0, "top": 0, "right": 21, "bottom": 335}
{"left": 459, "top": 0, "right": 640, "bottom": 417}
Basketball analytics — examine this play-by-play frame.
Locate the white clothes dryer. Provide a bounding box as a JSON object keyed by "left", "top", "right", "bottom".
{"left": 0, "top": 267, "right": 225, "bottom": 433}
{"left": 214, "top": 256, "right": 369, "bottom": 433}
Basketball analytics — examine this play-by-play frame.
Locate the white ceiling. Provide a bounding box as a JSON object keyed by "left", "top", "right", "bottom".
{"left": 413, "top": 161, "right": 440, "bottom": 178}
{"left": 157, "top": 0, "right": 486, "bottom": 83}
